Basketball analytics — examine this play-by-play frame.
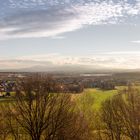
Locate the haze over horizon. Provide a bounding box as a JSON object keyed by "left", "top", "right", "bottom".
{"left": 0, "top": 0, "right": 140, "bottom": 71}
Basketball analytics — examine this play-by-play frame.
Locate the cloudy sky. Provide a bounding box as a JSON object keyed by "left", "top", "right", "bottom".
{"left": 0, "top": 0, "right": 140, "bottom": 70}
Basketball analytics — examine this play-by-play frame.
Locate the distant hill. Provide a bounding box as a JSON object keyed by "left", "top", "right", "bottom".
{"left": 0, "top": 64, "right": 139, "bottom": 73}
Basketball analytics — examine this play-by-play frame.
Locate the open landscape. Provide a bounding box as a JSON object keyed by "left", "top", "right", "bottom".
{"left": 1, "top": 0, "right": 140, "bottom": 140}
{"left": 0, "top": 72, "right": 139, "bottom": 140}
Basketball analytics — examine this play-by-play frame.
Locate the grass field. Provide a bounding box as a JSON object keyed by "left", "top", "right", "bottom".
{"left": 87, "top": 88, "right": 117, "bottom": 109}
{"left": 0, "top": 88, "right": 120, "bottom": 106}
{"left": 76, "top": 85, "right": 140, "bottom": 110}
{"left": 75, "top": 88, "right": 118, "bottom": 110}
{"left": 0, "top": 86, "right": 138, "bottom": 108}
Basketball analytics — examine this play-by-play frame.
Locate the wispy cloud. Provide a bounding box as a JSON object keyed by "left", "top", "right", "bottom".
{"left": 51, "top": 36, "right": 66, "bottom": 39}
{"left": 131, "top": 40, "right": 140, "bottom": 43}
{"left": 0, "top": 0, "right": 140, "bottom": 39}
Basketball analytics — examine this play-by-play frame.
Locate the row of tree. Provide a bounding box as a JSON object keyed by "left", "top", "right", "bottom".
{"left": 83, "top": 80, "right": 115, "bottom": 90}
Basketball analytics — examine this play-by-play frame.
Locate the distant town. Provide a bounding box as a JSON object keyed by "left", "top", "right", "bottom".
{"left": 1, "top": 71, "right": 140, "bottom": 99}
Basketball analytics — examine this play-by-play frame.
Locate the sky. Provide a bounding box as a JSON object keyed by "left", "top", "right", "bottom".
{"left": 0, "top": 0, "right": 140, "bottom": 70}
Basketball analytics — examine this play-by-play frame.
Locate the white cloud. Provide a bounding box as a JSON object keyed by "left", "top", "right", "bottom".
{"left": 131, "top": 40, "right": 140, "bottom": 43}
{"left": 0, "top": 0, "right": 140, "bottom": 39}
{"left": 1, "top": 52, "right": 140, "bottom": 70}
{"left": 51, "top": 36, "right": 66, "bottom": 39}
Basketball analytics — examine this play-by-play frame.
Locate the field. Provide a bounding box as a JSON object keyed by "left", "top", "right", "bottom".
{"left": 83, "top": 88, "right": 117, "bottom": 109}
{"left": 0, "top": 85, "right": 140, "bottom": 140}
{"left": 0, "top": 86, "right": 138, "bottom": 108}
{"left": 0, "top": 87, "right": 125, "bottom": 105}
{"left": 75, "top": 85, "right": 140, "bottom": 110}
{"left": 72, "top": 88, "right": 118, "bottom": 111}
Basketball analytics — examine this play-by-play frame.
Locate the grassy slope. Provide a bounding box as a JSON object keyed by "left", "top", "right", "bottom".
{"left": 0, "top": 88, "right": 118, "bottom": 107}
{"left": 0, "top": 87, "right": 128, "bottom": 106}
{"left": 84, "top": 89, "right": 117, "bottom": 109}
{"left": 86, "top": 88, "right": 117, "bottom": 109}
{"left": 76, "top": 85, "right": 140, "bottom": 110}
{"left": 75, "top": 88, "right": 118, "bottom": 110}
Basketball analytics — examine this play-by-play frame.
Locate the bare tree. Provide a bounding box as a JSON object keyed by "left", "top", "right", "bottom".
{"left": 118, "top": 86, "right": 140, "bottom": 140}
{"left": 7, "top": 76, "right": 89, "bottom": 140}
{"left": 100, "top": 86, "right": 140, "bottom": 140}
{"left": 101, "top": 95, "right": 124, "bottom": 140}
{"left": 0, "top": 105, "right": 11, "bottom": 140}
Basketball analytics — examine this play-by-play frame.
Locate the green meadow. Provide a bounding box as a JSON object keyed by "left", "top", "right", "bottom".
{"left": 86, "top": 88, "right": 117, "bottom": 109}
{"left": 1, "top": 86, "right": 139, "bottom": 108}
{"left": 0, "top": 87, "right": 121, "bottom": 105}
{"left": 75, "top": 88, "right": 118, "bottom": 110}
{"left": 75, "top": 85, "right": 140, "bottom": 111}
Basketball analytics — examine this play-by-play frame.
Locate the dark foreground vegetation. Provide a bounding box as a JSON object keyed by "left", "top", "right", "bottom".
{"left": 0, "top": 76, "right": 139, "bottom": 140}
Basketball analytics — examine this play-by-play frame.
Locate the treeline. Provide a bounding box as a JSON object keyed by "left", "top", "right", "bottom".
{"left": 83, "top": 80, "right": 115, "bottom": 90}
{"left": 0, "top": 77, "right": 140, "bottom": 140}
